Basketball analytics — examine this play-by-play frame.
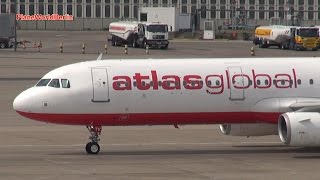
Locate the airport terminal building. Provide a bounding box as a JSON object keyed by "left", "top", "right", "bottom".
{"left": 0, "top": 0, "right": 320, "bottom": 30}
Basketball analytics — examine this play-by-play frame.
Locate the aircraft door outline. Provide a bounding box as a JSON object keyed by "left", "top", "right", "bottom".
{"left": 228, "top": 66, "right": 245, "bottom": 101}
{"left": 91, "top": 68, "right": 110, "bottom": 103}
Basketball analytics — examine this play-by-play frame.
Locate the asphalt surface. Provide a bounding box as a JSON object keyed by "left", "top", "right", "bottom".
{"left": 1, "top": 30, "right": 320, "bottom": 180}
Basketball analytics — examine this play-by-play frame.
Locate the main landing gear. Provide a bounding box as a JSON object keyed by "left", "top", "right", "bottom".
{"left": 86, "top": 125, "right": 102, "bottom": 154}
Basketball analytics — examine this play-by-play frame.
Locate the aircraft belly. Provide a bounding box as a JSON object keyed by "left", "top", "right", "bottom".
{"left": 16, "top": 111, "right": 280, "bottom": 126}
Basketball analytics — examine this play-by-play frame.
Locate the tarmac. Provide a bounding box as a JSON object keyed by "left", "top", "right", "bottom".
{"left": 1, "top": 30, "right": 320, "bottom": 180}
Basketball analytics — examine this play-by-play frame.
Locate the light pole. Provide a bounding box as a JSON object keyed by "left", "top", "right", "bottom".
{"left": 14, "top": 0, "right": 17, "bottom": 52}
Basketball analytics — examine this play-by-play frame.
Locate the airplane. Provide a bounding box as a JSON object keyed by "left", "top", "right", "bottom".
{"left": 13, "top": 55, "right": 320, "bottom": 154}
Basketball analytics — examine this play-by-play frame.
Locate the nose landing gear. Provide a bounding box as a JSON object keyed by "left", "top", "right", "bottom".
{"left": 86, "top": 125, "right": 102, "bottom": 154}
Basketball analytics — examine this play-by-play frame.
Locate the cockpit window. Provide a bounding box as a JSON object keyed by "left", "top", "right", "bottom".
{"left": 36, "top": 79, "right": 51, "bottom": 87}
{"left": 61, "top": 79, "right": 71, "bottom": 88}
{"left": 48, "top": 79, "right": 60, "bottom": 88}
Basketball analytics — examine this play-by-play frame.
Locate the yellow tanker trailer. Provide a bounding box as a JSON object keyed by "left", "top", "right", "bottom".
{"left": 253, "top": 25, "right": 319, "bottom": 51}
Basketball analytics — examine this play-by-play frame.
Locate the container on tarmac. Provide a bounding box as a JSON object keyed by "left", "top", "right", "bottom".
{"left": 108, "top": 21, "right": 169, "bottom": 49}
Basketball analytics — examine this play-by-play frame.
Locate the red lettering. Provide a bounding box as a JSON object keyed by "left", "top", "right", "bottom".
{"left": 232, "top": 74, "right": 251, "bottom": 89}
{"left": 205, "top": 75, "right": 224, "bottom": 94}
{"left": 292, "top": 69, "right": 297, "bottom": 88}
{"left": 162, "top": 75, "right": 181, "bottom": 90}
{"left": 225, "top": 70, "right": 230, "bottom": 89}
{"left": 111, "top": 68, "right": 300, "bottom": 93}
{"left": 151, "top": 70, "right": 159, "bottom": 90}
{"left": 252, "top": 70, "right": 272, "bottom": 89}
{"left": 184, "top": 75, "right": 202, "bottom": 90}
{"left": 113, "top": 76, "right": 132, "bottom": 90}
{"left": 133, "top": 73, "right": 150, "bottom": 90}
{"left": 275, "top": 74, "right": 292, "bottom": 88}
{"left": 16, "top": 14, "right": 74, "bottom": 21}
{"left": 16, "top": 14, "right": 22, "bottom": 20}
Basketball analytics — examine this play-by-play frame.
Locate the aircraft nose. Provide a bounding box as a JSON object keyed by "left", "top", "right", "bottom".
{"left": 13, "top": 88, "right": 34, "bottom": 113}
{"left": 13, "top": 92, "right": 27, "bottom": 112}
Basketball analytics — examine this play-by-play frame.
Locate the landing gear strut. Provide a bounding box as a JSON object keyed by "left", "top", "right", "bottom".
{"left": 86, "top": 125, "right": 102, "bottom": 154}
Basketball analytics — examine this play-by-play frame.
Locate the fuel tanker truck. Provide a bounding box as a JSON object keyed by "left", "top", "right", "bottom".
{"left": 253, "top": 25, "right": 320, "bottom": 51}
{"left": 108, "top": 21, "right": 169, "bottom": 49}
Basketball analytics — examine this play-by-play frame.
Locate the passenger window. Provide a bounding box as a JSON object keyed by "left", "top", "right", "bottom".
{"left": 36, "top": 79, "right": 51, "bottom": 87}
{"left": 310, "top": 79, "right": 314, "bottom": 85}
{"left": 150, "top": 81, "right": 154, "bottom": 87}
{"left": 48, "top": 79, "right": 60, "bottom": 88}
{"left": 265, "top": 80, "right": 269, "bottom": 85}
{"left": 289, "top": 80, "right": 293, "bottom": 85}
{"left": 61, "top": 79, "right": 71, "bottom": 88}
{"left": 216, "top": 80, "right": 220, "bottom": 86}
{"left": 207, "top": 81, "right": 212, "bottom": 86}
{"left": 257, "top": 80, "right": 261, "bottom": 85}
{"left": 133, "top": 81, "right": 137, "bottom": 87}
{"left": 297, "top": 79, "right": 302, "bottom": 85}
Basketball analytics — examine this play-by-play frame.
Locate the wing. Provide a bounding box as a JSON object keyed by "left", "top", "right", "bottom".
{"left": 289, "top": 101, "right": 320, "bottom": 112}
{"left": 253, "top": 97, "right": 320, "bottom": 113}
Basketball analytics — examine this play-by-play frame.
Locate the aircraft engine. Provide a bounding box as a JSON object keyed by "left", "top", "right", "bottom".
{"left": 278, "top": 112, "right": 320, "bottom": 146}
{"left": 219, "top": 123, "right": 278, "bottom": 136}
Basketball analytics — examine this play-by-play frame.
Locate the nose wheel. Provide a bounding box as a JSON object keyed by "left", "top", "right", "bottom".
{"left": 86, "top": 125, "right": 102, "bottom": 154}
{"left": 85, "top": 142, "right": 100, "bottom": 154}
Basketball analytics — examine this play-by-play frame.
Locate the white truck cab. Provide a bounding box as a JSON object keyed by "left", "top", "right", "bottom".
{"left": 109, "top": 21, "right": 169, "bottom": 49}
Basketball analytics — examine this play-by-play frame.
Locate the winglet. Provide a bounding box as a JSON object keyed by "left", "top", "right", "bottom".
{"left": 96, "top": 53, "right": 103, "bottom": 61}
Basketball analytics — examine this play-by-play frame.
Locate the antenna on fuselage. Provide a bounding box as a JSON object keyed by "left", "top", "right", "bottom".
{"left": 96, "top": 53, "right": 103, "bottom": 61}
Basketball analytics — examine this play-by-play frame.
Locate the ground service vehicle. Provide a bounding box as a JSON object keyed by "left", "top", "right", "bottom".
{"left": 0, "top": 37, "right": 13, "bottom": 49}
{"left": 253, "top": 25, "right": 319, "bottom": 51}
{"left": 109, "top": 21, "right": 169, "bottom": 49}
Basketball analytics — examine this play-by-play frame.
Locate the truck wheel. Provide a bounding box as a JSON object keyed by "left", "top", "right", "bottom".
{"left": 111, "top": 37, "right": 115, "bottom": 46}
{"left": 143, "top": 41, "right": 147, "bottom": 49}
{"left": 0, "top": 42, "right": 6, "bottom": 49}
{"left": 161, "top": 45, "right": 168, "bottom": 49}
{"left": 132, "top": 39, "right": 136, "bottom": 48}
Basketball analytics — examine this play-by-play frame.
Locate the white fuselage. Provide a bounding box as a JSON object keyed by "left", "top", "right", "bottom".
{"left": 13, "top": 58, "right": 320, "bottom": 126}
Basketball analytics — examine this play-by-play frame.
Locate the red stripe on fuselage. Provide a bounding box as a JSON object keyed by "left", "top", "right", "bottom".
{"left": 16, "top": 111, "right": 281, "bottom": 126}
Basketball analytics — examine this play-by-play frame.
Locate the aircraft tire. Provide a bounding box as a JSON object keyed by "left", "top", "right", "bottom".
{"left": 85, "top": 142, "right": 100, "bottom": 154}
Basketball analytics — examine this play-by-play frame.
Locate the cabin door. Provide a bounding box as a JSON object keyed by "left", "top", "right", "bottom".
{"left": 91, "top": 68, "right": 110, "bottom": 102}
{"left": 227, "top": 67, "right": 245, "bottom": 100}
